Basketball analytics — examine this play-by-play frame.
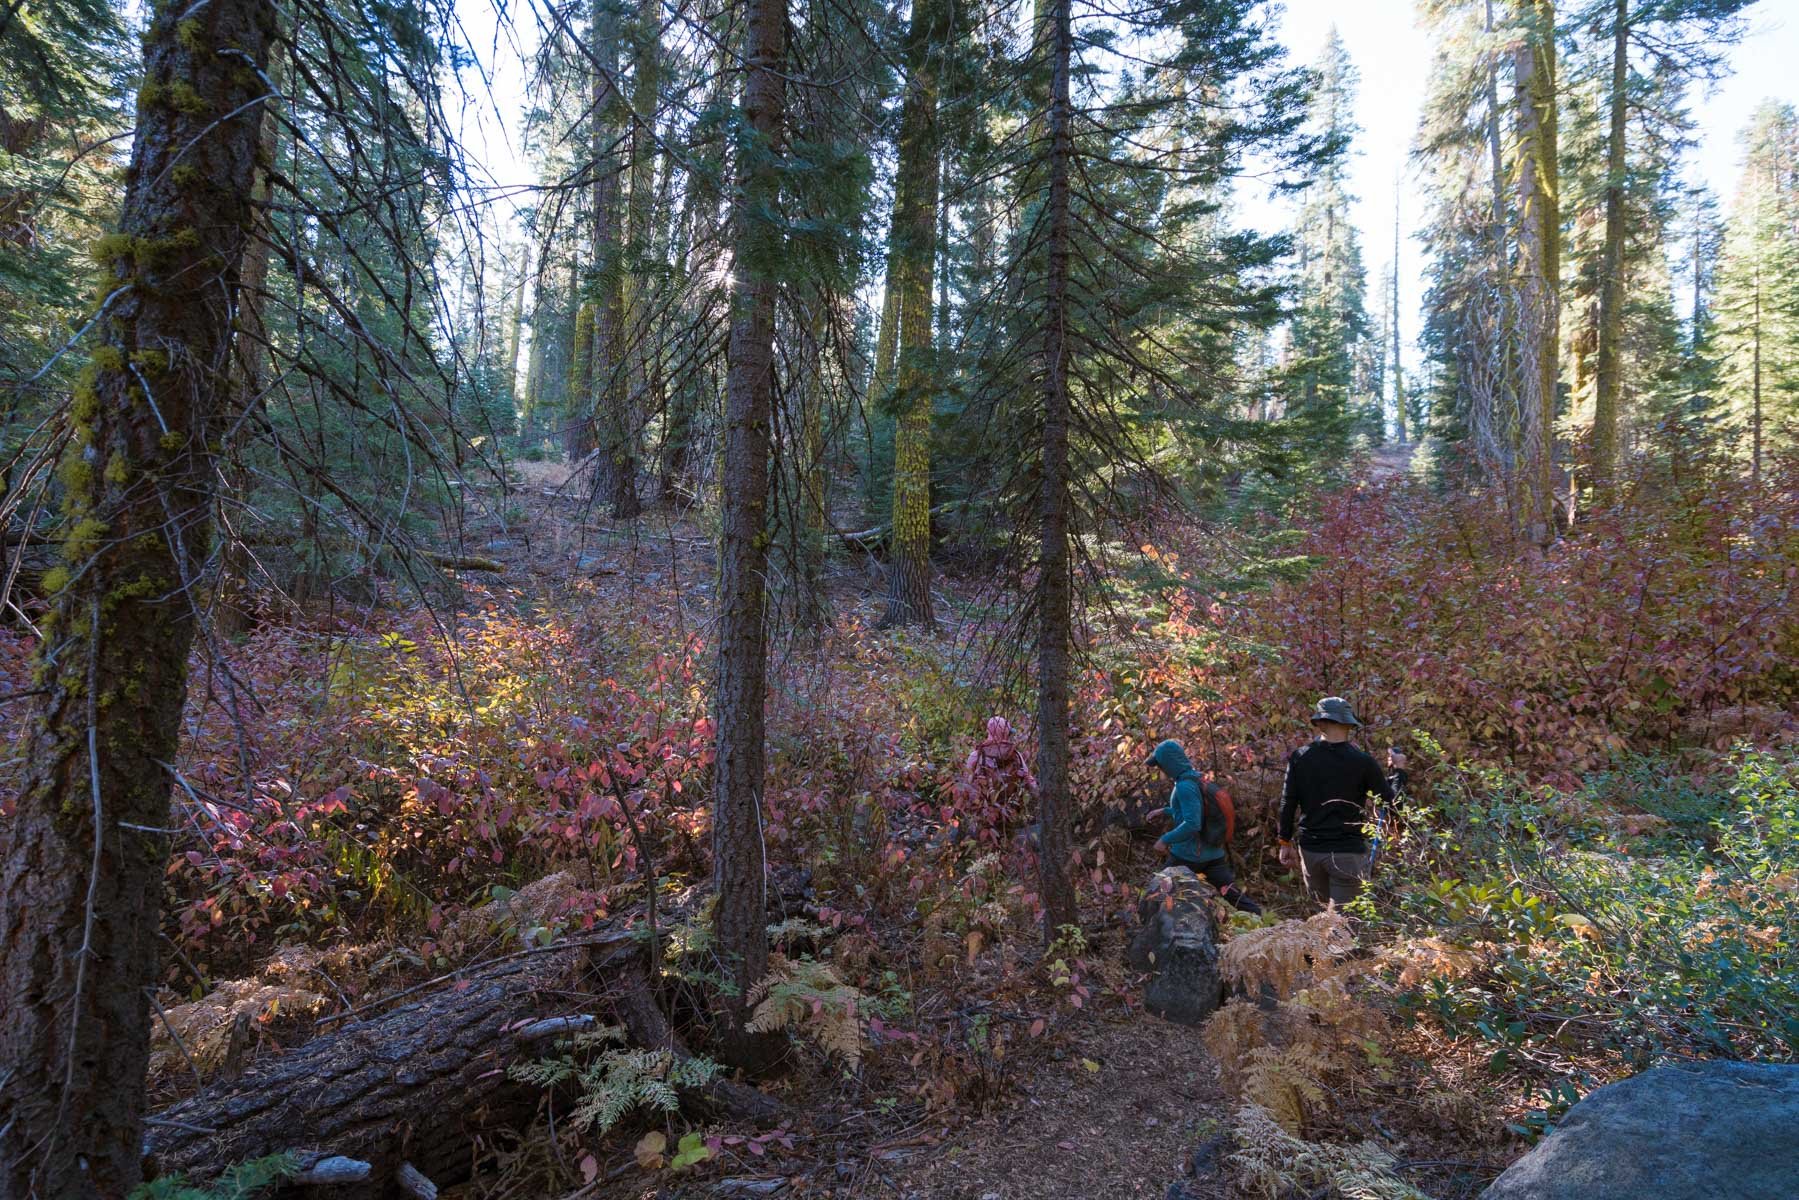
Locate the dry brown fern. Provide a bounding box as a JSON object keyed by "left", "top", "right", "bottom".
{"left": 1219, "top": 909, "right": 1358, "bottom": 998}
{"left": 1384, "top": 936, "right": 1484, "bottom": 987}
{"left": 1227, "top": 1103, "right": 1431, "bottom": 1200}
{"left": 747, "top": 955, "right": 866, "bottom": 1065}
{"left": 1240, "top": 1044, "right": 1334, "bottom": 1133}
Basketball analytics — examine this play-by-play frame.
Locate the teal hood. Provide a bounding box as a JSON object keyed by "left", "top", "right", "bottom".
{"left": 1150, "top": 739, "right": 1196, "bottom": 780}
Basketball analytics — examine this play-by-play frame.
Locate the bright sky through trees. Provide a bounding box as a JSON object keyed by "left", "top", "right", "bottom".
{"left": 1257, "top": 0, "right": 1799, "bottom": 380}
{"left": 448, "top": 0, "right": 1794, "bottom": 385}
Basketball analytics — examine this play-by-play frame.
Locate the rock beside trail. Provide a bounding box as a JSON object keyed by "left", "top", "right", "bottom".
{"left": 1481, "top": 1061, "right": 1799, "bottom": 1200}
{"left": 1126, "top": 866, "right": 1223, "bottom": 1026}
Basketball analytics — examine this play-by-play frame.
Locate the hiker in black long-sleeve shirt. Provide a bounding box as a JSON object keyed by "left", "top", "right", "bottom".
{"left": 1277, "top": 696, "right": 1395, "bottom": 907}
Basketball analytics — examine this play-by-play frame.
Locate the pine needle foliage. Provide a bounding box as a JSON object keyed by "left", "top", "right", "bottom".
{"left": 508, "top": 1027, "right": 721, "bottom": 1133}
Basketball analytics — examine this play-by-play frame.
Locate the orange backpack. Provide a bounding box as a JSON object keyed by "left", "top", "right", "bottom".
{"left": 1201, "top": 780, "right": 1236, "bottom": 847}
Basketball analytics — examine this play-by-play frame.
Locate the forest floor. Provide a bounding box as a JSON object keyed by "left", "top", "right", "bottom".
{"left": 875, "top": 1015, "right": 1230, "bottom": 1200}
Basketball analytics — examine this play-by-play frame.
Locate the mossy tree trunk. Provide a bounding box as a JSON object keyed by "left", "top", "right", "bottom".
{"left": 713, "top": 0, "right": 785, "bottom": 1072}
{"left": 563, "top": 263, "right": 595, "bottom": 458}
{"left": 0, "top": 3, "right": 273, "bottom": 1194}
{"left": 567, "top": 300, "right": 597, "bottom": 460}
{"left": 1513, "top": 0, "right": 1560, "bottom": 551}
{"left": 879, "top": 0, "right": 946, "bottom": 629}
{"left": 521, "top": 246, "right": 549, "bottom": 432}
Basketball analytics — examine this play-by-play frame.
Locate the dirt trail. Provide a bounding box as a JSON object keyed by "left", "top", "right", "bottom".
{"left": 1367, "top": 442, "right": 1417, "bottom": 483}
{"left": 877, "top": 1016, "right": 1229, "bottom": 1199}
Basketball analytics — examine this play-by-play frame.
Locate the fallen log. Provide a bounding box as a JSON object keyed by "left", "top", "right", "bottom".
{"left": 143, "top": 930, "right": 641, "bottom": 1194}
{"left": 421, "top": 552, "right": 505, "bottom": 573}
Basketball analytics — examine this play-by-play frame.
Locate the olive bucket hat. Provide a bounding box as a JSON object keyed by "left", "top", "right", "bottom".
{"left": 1308, "top": 696, "right": 1362, "bottom": 727}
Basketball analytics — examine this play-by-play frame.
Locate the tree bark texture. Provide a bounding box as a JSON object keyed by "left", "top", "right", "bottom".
{"left": 1476, "top": 0, "right": 1518, "bottom": 480}
{"left": 617, "top": 0, "right": 660, "bottom": 519}
{"left": 590, "top": 0, "right": 640, "bottom": 518}
{"left": 0, "top": 4, "right": 273, "bottom": 1195}
{"left": 1513, "top": 0, "right": 1560, "bottom": 550}
{"left": 566, "top": 301, "right": 597, "bottom": 460}
{"left": 1592, "top": 0, "right": 1628, "bottom": 493}
{"left": 144, "top": 937, "right": 635, "bottom": 1194}
{"left": 880, "top": 0, "right": 945, "bottom": 629}
{"left": 712, "top": 0, "right": 786, "bottom": 1070}
{"left": 1034, "top": 0, "right": 1079, "bottom": 939}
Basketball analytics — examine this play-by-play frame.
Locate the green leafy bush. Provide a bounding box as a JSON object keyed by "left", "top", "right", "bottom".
{"left": 1382, "top": 747, "right": 1799, "bottom": 1101}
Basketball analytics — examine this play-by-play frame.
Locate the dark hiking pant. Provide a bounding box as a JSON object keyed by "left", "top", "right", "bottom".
{"left": 1300, "top": 847, "right": 1372, "bottom": 906}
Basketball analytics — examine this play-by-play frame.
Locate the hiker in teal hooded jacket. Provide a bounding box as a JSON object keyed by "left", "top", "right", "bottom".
{"left": 1148, "top": 739, "right": 1262, "bottom": 914}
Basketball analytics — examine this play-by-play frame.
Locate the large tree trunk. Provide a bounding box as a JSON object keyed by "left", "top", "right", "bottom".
{"left": 506, "top": 240, "right": 532, "bottom": 409}
{"left": 615, "top": 0, "right": 660, "bottom": 519}
{"left": 522, "top": 249, "right": 549, "bottom": 430}
{"left": 590, "top": 0, "right": 639, "bottom": 518}
{"left": 879, "top": 0, "right": 944, "bottom": 630}
{"left": 566, "top": 301, "right": 597, "bottom": 460}
{"left": 144, "top": 932, "right": 780, "bottom": 1194}
{"left": 1035, "top": 0, "right": 1079, "bottom": 940}
{"left": 712, "top": 0, "right": 786, "bottom": 1070}
{"left": 1477, "top": 0, "right": 1517, "bottom": 482}
{"left": 562, "top": 266, "right": 594, "bottom": 459}
{"left": 0, "top": 4, "right": 273, "bottom": 1195}
{"left": 1513, "top": 0, "right": 1560, "bottom": 551}
{"left": 1591, "top": 0, "right": 1628, "bottom": 496}
{"left": 1391, "top": 194, "right": 1407, "bottom": 444}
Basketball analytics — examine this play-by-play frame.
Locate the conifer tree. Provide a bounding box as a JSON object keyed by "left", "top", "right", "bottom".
{"left": 713, "top": 0, "right": 789, "bottom": 1067}
{"left": 1286, "top": 28, "right": 1372, "bottom": 458}
{"left": 1712, "top": 100, "right": 1799, "bottom": 495}
{"left": 1568, "top": 0, "right": 1751, "bottom": 495}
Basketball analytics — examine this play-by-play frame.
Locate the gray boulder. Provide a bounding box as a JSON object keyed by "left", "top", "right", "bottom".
{"left": 1126, "top": 866, "right": 1223, "bottom": 1026}
{"left": 1482, "top": 1061, "right": 1799, "bottom": 1200}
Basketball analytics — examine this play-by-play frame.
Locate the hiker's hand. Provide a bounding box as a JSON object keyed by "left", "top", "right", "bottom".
{"left": 1157, "top": 840, "right": 1171, "bottom": 857}
{"left": 1388, "top": 748, "right": 1408, "bottom": 771}
{"left": 1278, "top": 843, "right": 1298, "bottom": 870}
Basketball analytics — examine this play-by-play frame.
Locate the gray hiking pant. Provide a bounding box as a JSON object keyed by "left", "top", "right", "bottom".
{"left": 1300, "top": 847, "right": 1372, "bottom": 906}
